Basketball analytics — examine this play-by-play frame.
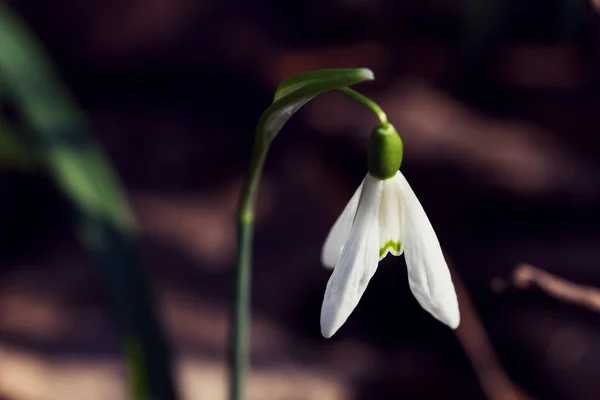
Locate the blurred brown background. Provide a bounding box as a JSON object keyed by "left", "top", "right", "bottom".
{"left": 2, "top": 0, "right": 600, "bottom": 399}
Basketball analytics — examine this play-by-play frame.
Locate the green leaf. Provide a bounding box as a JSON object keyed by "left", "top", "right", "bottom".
{"left": 0, "top": 125, "right": 38, "bottom": 170}
{"left": 273, "top": 68, "right": 374, "bottom": 102}
{"left": 0, "top": 4, "right": 178, "bottom": 400}
{"left": 259, "top": 68, "right": 374, "bottom": 144}
{"left": 0, "top": 3, "right": 82, "bottom": 130}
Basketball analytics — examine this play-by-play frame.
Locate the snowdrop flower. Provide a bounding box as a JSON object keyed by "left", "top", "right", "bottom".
{"left": 320, "top": 123, "right": 460, "bottom": 338}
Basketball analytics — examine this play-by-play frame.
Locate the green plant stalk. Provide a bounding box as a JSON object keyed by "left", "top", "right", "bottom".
{"left": 0, "top": 4, "right": 177, "bottom": 399}
{"left": 337, "top": 86, "right": 387, "bottom": 124}
{"left": 229, "top": 76, "right": 386, "bottom": 400}
{"left": 229, "top": 137, "right": 265, "bottom": 400}
{"left": 230, "top": 217, "right": 254, "bottom": 400}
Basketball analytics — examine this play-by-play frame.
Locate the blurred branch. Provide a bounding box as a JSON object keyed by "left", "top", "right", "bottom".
{"left": 449, "top": 260, "right": 533, "bottom": 400}
{"left": 513, "top": 263, "right": 600, "bottom": 313}
{"left": 0, "top": 3, "right": 178, "bottom": 399}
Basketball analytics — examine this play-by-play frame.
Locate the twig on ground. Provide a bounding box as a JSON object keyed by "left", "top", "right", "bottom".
{"left": 449, "top": 261, "right": 532, "bottom": 400}
{"left": 513, "top": 263, "right": 600, "bottom": 313}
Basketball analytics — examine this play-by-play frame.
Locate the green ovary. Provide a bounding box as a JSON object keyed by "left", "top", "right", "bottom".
{"left": 367, "top": 123, "right": 403, "bottom": 180}
{"left": 379, "top": 240, "right": 401, "bottom": 258}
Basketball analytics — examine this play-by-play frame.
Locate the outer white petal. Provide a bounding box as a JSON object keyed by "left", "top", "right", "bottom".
{"left": 321, "top": 177, "right": 366, "bottom": 269}
{"left": 378, "top": 176, "right": 404, "bottom": 260}
{"left": 320, "top": 174, "right": 382, "bottom": 338}
{"left": 396, "top": 172, "right": 460, "bottom": 329}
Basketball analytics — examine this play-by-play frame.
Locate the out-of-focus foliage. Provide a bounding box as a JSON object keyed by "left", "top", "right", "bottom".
{"left": 0, "top": 3, "right": 178, "bottom": 400}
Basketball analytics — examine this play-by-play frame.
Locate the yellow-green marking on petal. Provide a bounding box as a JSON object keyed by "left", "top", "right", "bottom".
{"left": 379, "top": 240, "right": 401, "bottom": 258}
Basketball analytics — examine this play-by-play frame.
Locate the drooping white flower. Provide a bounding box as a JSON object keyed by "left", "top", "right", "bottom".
{"left": 320, "top": 123, "right": 460, "bottom": 338}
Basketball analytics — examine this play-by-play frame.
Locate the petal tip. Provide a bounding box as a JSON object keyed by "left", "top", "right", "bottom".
{"left": 320, "top": 327, "right": 335, "bottom": 339}
{"left": 447, "top": 315, "right": 460, "bottom": 330}
{"left": 441, "top": 305, "right": 460, "bottom": 329}
{"left": 360, "top": 69, "right": 375, "bottom": 81}
{"left": 320, "top": 252, "right": 336, "bottom": 270}
{"left": 320, "top": 301, "right": 346, "bottom": 338}
{"left": 320, "top": 317, "right": 339, "bottom": 339}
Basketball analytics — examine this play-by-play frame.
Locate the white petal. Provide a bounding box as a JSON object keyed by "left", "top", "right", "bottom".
{"left": 396, "top": 172, "right": 460, "bottom": 329}
{"left": 378, "top": 176, "right": 404, "bottom": 260}
{"left": 321, "top": 177, "right": 366, "bottom": 269}
{"left": 320, "top": 174, "right": 382, "bottom": 338}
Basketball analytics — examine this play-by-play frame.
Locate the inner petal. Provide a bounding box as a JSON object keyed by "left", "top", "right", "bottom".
{"left": 378, "top": 174, "right": 404, "bottom": 260}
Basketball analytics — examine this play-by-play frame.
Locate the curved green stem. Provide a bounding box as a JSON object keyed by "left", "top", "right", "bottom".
{"left": 228, "top": 69, "right": 377, "bottom": 400}
{"left": 337, "top": 86, "right": 387, "bottom": 124}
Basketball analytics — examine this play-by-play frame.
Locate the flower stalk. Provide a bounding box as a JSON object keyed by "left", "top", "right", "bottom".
{"left": 337, "top": 86, "right": 388, "bottom": 124}
{"left": 228, "top": 69, "right": 381, "bottom": 400}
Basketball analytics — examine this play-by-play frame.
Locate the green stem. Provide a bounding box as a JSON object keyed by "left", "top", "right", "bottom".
{"left": 337, "top": 86, "right": 387, "bottom": 124}
{"left": 229, "top": 218, "right": 254, "bottom": 400}
{"left": 229, "top": 139, "right": 267, "bottom": 400}
{"left": 229, "top": 79, "right": 381, "bottom": 400}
